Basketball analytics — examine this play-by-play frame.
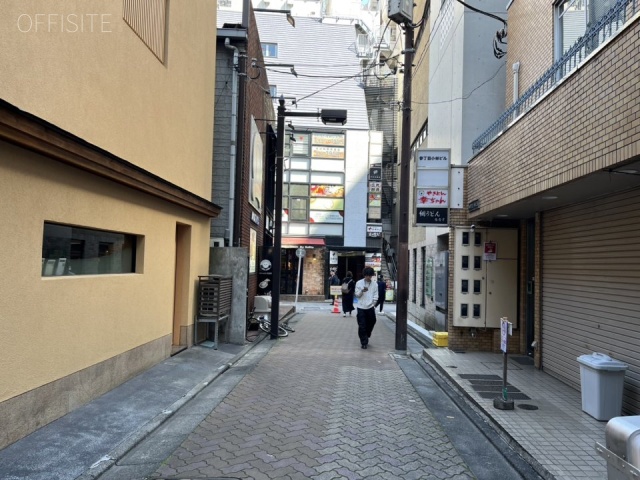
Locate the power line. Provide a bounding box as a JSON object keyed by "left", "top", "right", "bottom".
{"left": 410, "top": 62, "right": 505, "bottom": 106}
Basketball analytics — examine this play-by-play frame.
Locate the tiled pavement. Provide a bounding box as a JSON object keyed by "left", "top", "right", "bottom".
{"left": 152, "top": 310, "right": 479, "bottom": 480}
{"left": 421, "top": 348, "right": 608, "bottom": 480}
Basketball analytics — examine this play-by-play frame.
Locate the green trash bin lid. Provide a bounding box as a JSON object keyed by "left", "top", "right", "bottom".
{"left": 577, "top": 352, "right": 628, "bottom": 371}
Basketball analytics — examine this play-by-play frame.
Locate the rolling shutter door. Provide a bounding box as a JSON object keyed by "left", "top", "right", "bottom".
{"left": 542, "top": 189, "right": 640, "bottom": 414}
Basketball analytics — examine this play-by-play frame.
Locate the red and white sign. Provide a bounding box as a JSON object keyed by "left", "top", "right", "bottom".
{"left": 484, "top": 241, "right": 497, "bottom": 261}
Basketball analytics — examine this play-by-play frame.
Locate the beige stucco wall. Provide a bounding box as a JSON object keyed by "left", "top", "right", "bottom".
{"left": 0, "top": 0, "right": 217, "bottom": 198}
{"left": 0, "top": 142, "right": 211, "bottom": 403}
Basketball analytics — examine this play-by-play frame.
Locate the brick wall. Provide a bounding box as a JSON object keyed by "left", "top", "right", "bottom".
{"left": 469, "top": 17, "right": 640, "bottom": 217}
{"left": 241, "top": 9, "right": 276, "bottom": 302}
{"left": 504, "top": 0, "right": 554, "bottom": 107}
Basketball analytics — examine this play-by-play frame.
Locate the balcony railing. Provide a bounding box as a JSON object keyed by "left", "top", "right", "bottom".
{"left": 472, "top": 0, "right": 638, "bottom": 154}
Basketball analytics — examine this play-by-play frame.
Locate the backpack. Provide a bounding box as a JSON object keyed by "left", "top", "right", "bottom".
{"left": 341, "top": 280, "right": 350, "bottom": 294}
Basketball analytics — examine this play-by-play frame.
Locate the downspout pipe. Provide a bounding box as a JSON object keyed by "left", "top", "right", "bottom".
{"left": 512, "top": 61, "right": 520, "bottom": 120}
{"left": 224, "top": 38, "right": 239, "bottom": 247}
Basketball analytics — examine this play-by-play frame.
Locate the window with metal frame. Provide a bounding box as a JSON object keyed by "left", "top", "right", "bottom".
{"left": 261, "top": 42, "right": 278, "bottom": 58}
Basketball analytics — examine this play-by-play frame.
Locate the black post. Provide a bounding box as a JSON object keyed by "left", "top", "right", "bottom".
{"left": 395, "top": 24, "right": 414, "bottom": 353}
{"left": 271, "top": 98, "right": 286, "bottom": 339}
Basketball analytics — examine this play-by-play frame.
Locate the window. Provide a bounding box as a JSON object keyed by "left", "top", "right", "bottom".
{"left": 289, "top": 198, "right": 308, "bottom": 221}
{"left": 261, "top": 43, "right": 278, "bottom": 58}
{"left": 461, "top": 279, "right": 469, "bottom": 294}
{"left": 42, "top": 222, "right": 138, "bottom": 276}
{"left": 269, "top": 85, "right": 277, "bottom": 97}
{"left": 291, "top": 133, "right": 309, "bottom": 156}
{"left": 555, "top": 0, "right": 617, "bottom": 60}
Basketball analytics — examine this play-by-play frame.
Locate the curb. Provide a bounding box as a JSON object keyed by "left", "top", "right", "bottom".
{"left": 420, "top": 350, "right": 553, "bottom": 480}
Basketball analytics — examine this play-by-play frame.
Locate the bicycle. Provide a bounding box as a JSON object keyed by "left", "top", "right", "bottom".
{"left": 246, "top": 308, "right": 289, "bottom": 340}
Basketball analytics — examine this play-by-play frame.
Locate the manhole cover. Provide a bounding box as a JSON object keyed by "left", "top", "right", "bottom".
{"left": 517, "top": 404, "right": 539, "bottom": 410}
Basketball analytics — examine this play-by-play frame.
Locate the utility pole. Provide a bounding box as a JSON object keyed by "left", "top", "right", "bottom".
{"left": 395, "top": 23, "right": 414, "bottom": 353}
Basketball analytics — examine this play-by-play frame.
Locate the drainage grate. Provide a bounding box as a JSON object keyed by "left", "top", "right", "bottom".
{"left": 459, "top": 374, "right": 502, "bottom": 380}
{"left": 478, "top": 392, "right": 531, "bottom": 400}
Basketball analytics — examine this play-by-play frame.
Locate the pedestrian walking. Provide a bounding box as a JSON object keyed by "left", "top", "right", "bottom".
{"left": 354, "top": 267, "right": 378, "bottom": 349}
{"left": 341, "top": 271, "right": 355, "bottom": 317}
{"left": 329, "top": 270, "right": 341, "bottom": 305}
{"left": 375, "top": 275, "right": 386, "bottom": 313}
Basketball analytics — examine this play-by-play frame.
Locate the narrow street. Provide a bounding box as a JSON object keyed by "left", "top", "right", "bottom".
{"left": 97, "top": 305, "right": 540, "bottom": 480}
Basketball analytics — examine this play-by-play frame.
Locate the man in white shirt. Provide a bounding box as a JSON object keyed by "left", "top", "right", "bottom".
{"left": 354, "top": 267, "right": 379, "bottom": 349}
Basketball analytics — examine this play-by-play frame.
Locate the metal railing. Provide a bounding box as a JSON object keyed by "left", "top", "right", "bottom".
{"left": 472, "top": 0, "right": 637, "bottom": 154}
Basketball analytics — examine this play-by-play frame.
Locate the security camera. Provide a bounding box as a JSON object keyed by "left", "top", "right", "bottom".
{"left": 470, "top": 224, "right": 475, "bottom": 232}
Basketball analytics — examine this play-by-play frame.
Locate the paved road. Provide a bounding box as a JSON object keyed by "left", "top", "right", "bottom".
{"left": 99, "top": 308, "right": 539, "bottom": 480}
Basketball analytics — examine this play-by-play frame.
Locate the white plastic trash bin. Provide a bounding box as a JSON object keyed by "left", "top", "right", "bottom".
{"left": 577, "top": 353, "right": 628, "bottom": 421}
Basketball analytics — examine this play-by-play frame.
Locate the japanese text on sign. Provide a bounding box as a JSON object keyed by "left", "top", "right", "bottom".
{"left": 416, "top": 189, "right": 448, "bottom": 207}
{"left": 416, "top": 207, "right": 448, "bottom": 225}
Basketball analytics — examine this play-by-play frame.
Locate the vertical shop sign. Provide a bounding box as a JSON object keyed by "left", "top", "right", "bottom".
{"left": 415, "top": 149, "right": 450, "bottom": 226}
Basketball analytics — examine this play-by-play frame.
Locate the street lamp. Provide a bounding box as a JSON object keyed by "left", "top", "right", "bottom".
{"left": 270, "top": 96, "right": 347, "bottom": 339}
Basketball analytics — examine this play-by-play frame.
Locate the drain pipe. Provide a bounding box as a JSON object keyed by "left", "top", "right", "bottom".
{"left": 512, "top": 61, "right": 520, "bottom": 120}
{"left": 224, "top": 37, "right": 239, "bottom": 247}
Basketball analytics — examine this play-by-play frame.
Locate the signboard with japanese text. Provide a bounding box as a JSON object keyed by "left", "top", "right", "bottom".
{"left": 416, "top": 189, "right": 448, "bottom": 208}
{"left": 312, "top": 133, "right": 345, "bottom": 146}
{"left": 366, "top": 224, "right": 383, "bottom": 238}
{"left": 309, "top": 210, "right": 344, "bottom": 223}
{"left": 369, "top": 167, "right": 382, "bottom": 181}
{"left": 484, "top": 241, "right": 497, "bottom": 261}
{"left": 415, "top": 149, "right": 450, "bottom": 227}
{"left": 416, "top": 207, "right": 448, "bottom": 225}
{"left": 368, "top": 206, "right": 381, "bottom": 220}
{"left": 311, "top": 145, "right": 345, "bottom": 159}
{"left": 417, "top": 149, "right": 449, "bottom": 169}
{"left": 369, "top": 181, "right": 382, "bottom": 193}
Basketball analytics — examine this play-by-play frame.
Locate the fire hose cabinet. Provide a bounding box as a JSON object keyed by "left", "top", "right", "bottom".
{"left": 596, "top": 416, "right": 640, "bottom": 480}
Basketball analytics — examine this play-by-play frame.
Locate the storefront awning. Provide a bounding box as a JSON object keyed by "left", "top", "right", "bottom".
{"left": 281, "top": 237, "right": 325, "bottom": 247}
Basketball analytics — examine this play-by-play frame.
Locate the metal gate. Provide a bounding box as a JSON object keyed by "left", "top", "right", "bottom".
{"left": 542, "top": 188, "right": 640, "bottom": 413}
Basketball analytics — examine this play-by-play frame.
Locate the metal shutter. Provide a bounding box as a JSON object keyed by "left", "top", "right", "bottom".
{"left": 542, "top": 188, "right": 640, "bottom": 414}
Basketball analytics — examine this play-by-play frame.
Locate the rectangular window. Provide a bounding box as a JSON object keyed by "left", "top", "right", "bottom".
{"left": 473, "top": 304, "right": 481, "bottom": 318}
{"left": 289, "top": 198, "right": 308, "bottom": 221}
{"left": 461, "top": 279, "right": 469, "bottom": 294}
{"left": 42, "top": 222, "right": 137, "bottom": 276}
{"left": 473, "top": 280, "right": 481, "bottom": 294}
{"left": 269, "top": 85, "right": 277, "bottom": 97}
{"left": 474, "top": 256, "right": 482, "bottom": 270}
{"left": 261, "top": 43, "right": 278, "bottom": 58}
{"left": 462, "top": 232, "right": 469, "bottom": 245}
{"left": 555, "top": 0, "right": 620, "bottom": 61}
{"left": 474, "top": 232, "right": 482, "bottom": 246}
{"left": 461, "top": 303, "right": 468, "bottom": 317}
{"left": 461, "top": 255, "right": 469, "bottom": 269}
{"left": 291, "top": 133, "right": 310, "bottom": 156}
{"left": 289, "top": 184, "right": 309, "bottom": 196}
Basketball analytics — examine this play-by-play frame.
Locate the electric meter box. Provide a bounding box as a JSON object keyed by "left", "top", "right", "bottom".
{"left": 388, "top": 0, "right": 413, "bottom": 24}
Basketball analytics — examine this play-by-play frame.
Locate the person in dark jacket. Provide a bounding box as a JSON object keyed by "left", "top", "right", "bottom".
{"left": 329, "top": 271, "right": 341, "bottom": 304}
{"left": 341, "top": 271, "right": 355, "bottom": 317}
{"left": 375, "top": 275, "right": 387, "bottom": 313}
